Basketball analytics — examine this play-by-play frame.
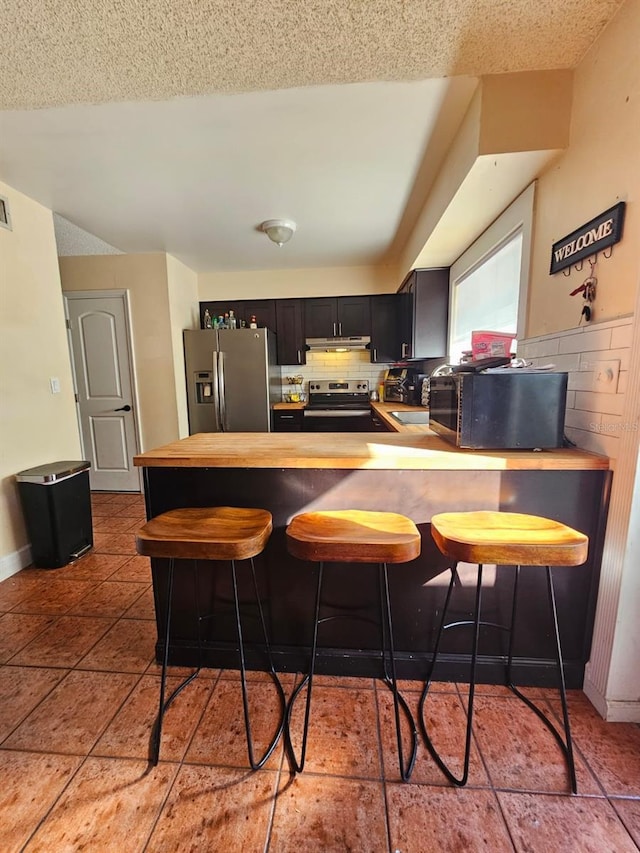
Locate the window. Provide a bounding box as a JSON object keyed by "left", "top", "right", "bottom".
{"left": 449, "top": 230, "right": 522, "bottom": 363}
{"left": 448, "top": 183, "right": 535, "bottom": 364}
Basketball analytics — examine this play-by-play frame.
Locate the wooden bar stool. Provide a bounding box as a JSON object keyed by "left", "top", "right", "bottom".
{"left": 420, "top": 510, "right": 589, "bottom": 793}
{"left": 285, "top": 509, "right": 421, "bottom": 781}
{"left": 136, "top": 506, "right": 286, "bottom": 768}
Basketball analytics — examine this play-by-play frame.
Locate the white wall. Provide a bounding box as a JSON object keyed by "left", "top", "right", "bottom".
{"left": 0, "top": 181, "right": 82, "bottom": 579}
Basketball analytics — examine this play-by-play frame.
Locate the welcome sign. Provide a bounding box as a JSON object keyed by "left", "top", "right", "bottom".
{"left": 550, "top": 202, "right": 625, "bottom": 275}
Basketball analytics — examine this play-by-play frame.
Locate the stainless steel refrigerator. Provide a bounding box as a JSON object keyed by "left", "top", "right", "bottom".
{"left": 184, "top": 328, "right": 279, "bottom": 433}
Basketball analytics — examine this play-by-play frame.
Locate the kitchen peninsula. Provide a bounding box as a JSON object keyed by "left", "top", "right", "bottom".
{"left": 134, "top": 432, "right": 610, "bottom": 687}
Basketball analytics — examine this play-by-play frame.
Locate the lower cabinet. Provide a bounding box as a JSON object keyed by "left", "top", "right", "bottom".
{"left": 272, "top": 409, "right": 304, "bottom": 431}
{"left": 370, "top": 409, "right": 393, "bottom": 432}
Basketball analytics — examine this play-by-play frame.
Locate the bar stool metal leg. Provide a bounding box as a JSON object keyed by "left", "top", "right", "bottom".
{"left": 231, "top": 556, "right": 287, "bottom": 770}
{"left": 418, "top": 563, "right": 484, "bottom": 787}
{"left": 379, "top": 562, "right": 418, "bottom": 781}
{"left": 506, "top": 565, "right": 577, "bottom": 794}
{"left": 285, "top": 561, "right": 324, "bottom": 774}
{"left": 151, "top": 558, "right": 201, "bottom": 766}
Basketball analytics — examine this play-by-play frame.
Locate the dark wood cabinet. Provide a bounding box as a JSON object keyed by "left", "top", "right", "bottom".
{"left": 398, "top": 268, "right": 449, "bottom": 360}
{"left": 199, "top": 300, "right": 276, "bottom": 333}
{"left": 370, "top": 408, "right": 393, "bottom": 432}
{"left": 370, "top": 294, "right": 402, "bottom": 363}
{"left": 275, "top": 299, "right": 306, "bottom": 365}
{"left": 272, "top": 409, "right": 304, "bottom": 431}
{"left": 304, "top": 296, "right": 371, "bottom": 338}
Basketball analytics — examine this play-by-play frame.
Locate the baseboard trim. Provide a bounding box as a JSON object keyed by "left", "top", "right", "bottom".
{"left": 583, "top": 672, "right": 640, "bottom": 722}
{"left": 0, "top": 544, "right": 32, "bottom": 582}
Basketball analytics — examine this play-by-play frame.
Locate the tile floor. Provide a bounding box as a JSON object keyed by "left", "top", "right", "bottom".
{"left": 1, "top": 491, "right": 639, "bottom": 852}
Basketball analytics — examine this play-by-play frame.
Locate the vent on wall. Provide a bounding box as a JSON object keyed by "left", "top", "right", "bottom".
{"left": 0, "top": 196, "right": 11, "bottom": 231}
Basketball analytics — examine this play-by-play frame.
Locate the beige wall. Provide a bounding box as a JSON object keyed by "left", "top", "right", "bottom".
{"left": 0, "top": 181, "right": 82, "bottom": 577}
{"left": 166, "top": 254, "right": 199, "bottom": 437}
{"left": 59, "top": 254, "right": 181, "bottom": 451}
{"left": 198, "top": 264, "right": 400, "bottom": 301}
{"left": 527, "top": 0, "right": 639, "bottom": 337}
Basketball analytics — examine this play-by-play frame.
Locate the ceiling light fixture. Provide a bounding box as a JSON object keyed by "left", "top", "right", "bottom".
{"left": 260, "top": 219, "right": 297, "bottom": 247}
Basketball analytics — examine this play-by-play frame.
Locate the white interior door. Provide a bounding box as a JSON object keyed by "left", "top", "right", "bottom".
{"left": 65, "top": 292, "right": 141, "bottom": 492}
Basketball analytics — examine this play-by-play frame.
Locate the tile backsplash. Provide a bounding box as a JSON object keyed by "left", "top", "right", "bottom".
{"left": 517, "top": 315, "right": 634, "bottom": 461}
{"left": 279, "top": 351, "right": 393, "bottom": 398}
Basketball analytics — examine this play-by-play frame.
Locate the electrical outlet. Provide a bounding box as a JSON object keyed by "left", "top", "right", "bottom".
{"left": 591, "top": 360, "right": 620, "bottom": 394}
{"left": 50, "top": 377, "right": 61, "bottom": 394}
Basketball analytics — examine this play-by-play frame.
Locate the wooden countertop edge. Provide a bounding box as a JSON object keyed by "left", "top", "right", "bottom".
{"left": 134, "top": 434, "right": 609, "bottom": 471}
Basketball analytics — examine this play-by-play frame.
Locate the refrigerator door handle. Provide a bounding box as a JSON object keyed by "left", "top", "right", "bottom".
{"left": 218, "top": 351, "right": 228, "bottom": 431}
{"left": 211, "top": 351, "right": 222, "bottom": 431}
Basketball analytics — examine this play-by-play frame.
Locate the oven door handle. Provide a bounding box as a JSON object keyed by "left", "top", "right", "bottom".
{"left": 304, "top": 409, "right": 371, "bottom": 417}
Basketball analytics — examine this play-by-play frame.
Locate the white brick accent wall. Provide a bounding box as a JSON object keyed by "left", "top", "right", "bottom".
{"left": 518, "top": 316, "right": 635, "bottom": 461}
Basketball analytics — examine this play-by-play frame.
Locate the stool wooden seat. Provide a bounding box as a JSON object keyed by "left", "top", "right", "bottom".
{"left": 136, "top": 506, "right": 273, "bottom": 561}
{"left": 420, "top": 510, "right": 588, "bottom": 793}
{"left": 285, "top": 509, "right": 421, "bottom": 780}
{"left": 136, "top": 506, "right": 284, "bottom": 769}
{"left": 286, "top": 510, "right": 422, "bottom": 564}
{"left": 429, "top": 511, "right": 588, "bottom": 567}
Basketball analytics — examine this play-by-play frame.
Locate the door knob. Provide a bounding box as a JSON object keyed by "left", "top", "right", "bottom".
{"left": 114, "top": 405, "right": 131, "bottom": 412}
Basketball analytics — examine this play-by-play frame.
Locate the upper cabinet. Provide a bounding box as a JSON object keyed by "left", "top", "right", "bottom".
{"left": 304, "top": 296, "right": 371, "bottom": 338}
{"left": 369, "top": 294, "right": 402, "bottom": 363}
{"left": 275, "top": 299, "right": 306, "bottom": 365}
{"left": 398, "top": 268, "right": 449, "bottom": 360}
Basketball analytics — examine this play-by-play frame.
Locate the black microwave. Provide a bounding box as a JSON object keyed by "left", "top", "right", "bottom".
{"left": 428, "top": 371, "right": 568, "bottom": 449}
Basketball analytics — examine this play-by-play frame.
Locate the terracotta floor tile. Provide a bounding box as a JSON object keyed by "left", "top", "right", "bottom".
{"left": 93, "top": 515, "right": 143, "bottom": 533}
{"left": 286, "top": 683, "right": 382, "bottom": 778}
{"left": 311, "top": 673, "right": 376, "bottom": 689}
{"left": 105, "top": 493, "right": 144, "bottom": 507}
{"left": 0, "top": 612, "right": 57, "bottom": 662}
{"left": 548, "top": 694, "right": 640, "bottom": 797}
{"left": 24, "top": 756, "right": 177, "bottom": 853}
{"left": 69, "top": 580, "right": 149, "bottom": 618}
{"left": 109, "top": 554, "right": 152, "bottom": 583}
{"left": 377, "top": 685, "right": 490, "bottom": 786}
{"left": 146, "top": 764, "right": 278, "bottom": 852}
{"left": 217, "top": 667, "right": 296, "bottom": 686}
{"left": 471, "top": 695, "right": 600, "bottom": 794}
{"left": 10, "top": 579, "right": 99, "bottom": 616}
{"left": 123, "top": 585, "right": 156, "bottom": 619}
{"left": 0, "top": 750, "right": 83, "bottom": 853}
{"left": 10, "top": 615, "right": 114, "bottom": 668}
{"left": 112, "top": 506, "right": 147, "bottom": 520}
{"left": 0, "top": 575, "right": 50, "bottom": 611}
{"left": 498, "top": 791, "right": 638, "bottom": 852}
{"left": 185, "top": 677, "right": 287, "bottom": 770}
{"left": 269, "top": 774, "right": 388, "bottom": 852}
{"left": 0, "top": 665, "right": 67, "bottom": 741}
{"left": 91, "top": 493, "right": 119, "bottom": 506}
{"left": 3, "top": 669, "right": 139, "bottom": 754}
{"left": 386, "top": 783, "right": 514, "bottom": 852}
{"left": 78, "top": 617, "right": 156, "bottom": 672}
{"left": 93, "top": 673, "right": 213, "bottom": 762}
{"left": 51, "top": 552, "right": 131, "bottom": 581}
{"left": 92, "top": 531, "right": 138, "bottom": 555}
{"left": 612, "top": 799, "right": 640, "bottom": 847}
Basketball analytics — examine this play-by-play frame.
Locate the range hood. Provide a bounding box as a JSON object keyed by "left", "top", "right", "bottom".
{"left": 305, "top": 335, "right": 371, "bottom": 352}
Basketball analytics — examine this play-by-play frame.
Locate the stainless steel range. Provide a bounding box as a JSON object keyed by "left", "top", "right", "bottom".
{"left": 304, "top": 379, "right": 373, "bottom": 432}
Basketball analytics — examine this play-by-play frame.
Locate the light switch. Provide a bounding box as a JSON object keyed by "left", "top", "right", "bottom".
{"left": 591, "top": 360, "right": 620, "bottom": 394}
{"left": 50, "top": 377, "right": 61, "bottom": 394}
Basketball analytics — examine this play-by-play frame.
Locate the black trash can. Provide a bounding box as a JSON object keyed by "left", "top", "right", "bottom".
{"left": 16, "top": 461, "right": 93, "bottom": 569}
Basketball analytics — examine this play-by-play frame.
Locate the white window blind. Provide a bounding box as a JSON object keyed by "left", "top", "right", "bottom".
{"left": 450, "top": 231, "right": 522, "bottom": 363}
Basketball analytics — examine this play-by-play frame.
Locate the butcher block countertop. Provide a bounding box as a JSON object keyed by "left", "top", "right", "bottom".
{"left": 134, "top": 432, "right": 609, "bottom": 472}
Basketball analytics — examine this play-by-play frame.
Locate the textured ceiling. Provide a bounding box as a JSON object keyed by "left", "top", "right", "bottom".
{"left": 0, "top": 0, "right": 624, "bottom": 110}
{"left": 0, "top": 0, "right": 626, "bottom": 273}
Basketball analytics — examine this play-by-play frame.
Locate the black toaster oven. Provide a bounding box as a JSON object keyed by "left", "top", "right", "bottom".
{"left": 428, "top": 371, "right": 568, "bottom": 449}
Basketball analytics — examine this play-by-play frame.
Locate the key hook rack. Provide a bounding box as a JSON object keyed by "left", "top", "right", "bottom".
{"left": 562, "top": 245, "right": 614, "bottom": 276}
